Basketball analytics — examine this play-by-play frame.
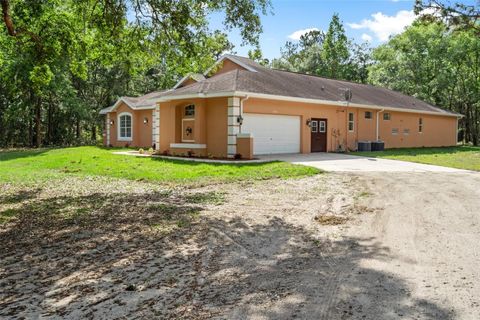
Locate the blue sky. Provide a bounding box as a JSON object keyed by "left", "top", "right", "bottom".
{"left": 208, "top": 0, "right": 473, "bottom": 59}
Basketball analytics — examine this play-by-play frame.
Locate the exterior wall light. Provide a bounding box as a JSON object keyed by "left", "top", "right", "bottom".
{"left": 143, "top": 117, "right": 149, "bottom": 124}
{"left": 110, "top": 120, "right": 114, "bottom": 126}
{"left": 237, "top": 115, "right": 243, "bottom": 125}
{"left": 306, "top": 119, "right": 312, "bottom": 127}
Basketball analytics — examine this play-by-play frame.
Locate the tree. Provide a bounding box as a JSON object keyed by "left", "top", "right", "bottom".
{"left": 248, "top": 48, "right": 269, "bottom": 66}
{"left": 414, "top": 0, "right": 480, "bottom": 34}
{"left": 0, "top": 0, "right": 269, "bottom": 147}
{"left": 369, "top": 20, "right": 480, "bottom": 144}
{"left": 271, "top": 14, "right": 371, "bottom": 83}
{"left": 321, "top": 13, "right": 349, "bottom": 79}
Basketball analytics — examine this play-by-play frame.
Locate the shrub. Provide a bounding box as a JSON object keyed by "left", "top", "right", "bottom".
{"left": 148, "top": 147, "right": 154, "bottom": 153}
{"left": 187, "top": 150, "right": 195, "bottom": 157}
{"left": 234, "top": 153, "right": 242, "bottom": 160}
{"left": 139, "top": 148, "right": 145, "bottom": 154}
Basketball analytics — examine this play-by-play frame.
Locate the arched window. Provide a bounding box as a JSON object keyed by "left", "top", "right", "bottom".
{"left": 118, "top": 112, "right": 132, "bottom": 141}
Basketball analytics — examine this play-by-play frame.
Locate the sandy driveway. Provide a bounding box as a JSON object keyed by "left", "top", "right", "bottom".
{"left": 261, "top": 153, "right": 468, "bottom": 172}
{"left": 1, "top": 171, "right": 479, "bottom": 319}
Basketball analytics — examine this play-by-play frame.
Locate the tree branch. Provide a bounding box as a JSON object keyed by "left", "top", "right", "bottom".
{"left": 1, "top": 0, "right": 15, "bottom": 35}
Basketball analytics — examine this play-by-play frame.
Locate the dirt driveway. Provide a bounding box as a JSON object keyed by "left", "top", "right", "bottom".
{"left": 1, "top": 171, "right": 479, "bottom": 319}
{"left": 261, "top": 153, "right": 468, "bottom": 172}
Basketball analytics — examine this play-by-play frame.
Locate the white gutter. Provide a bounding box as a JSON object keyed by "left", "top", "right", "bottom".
{"left": 239, "top": 95, "right": 250, "bottom": 133}
{"left": 376, "top": 108, "right": 385, "bottom": 141}
{"left": 155, "top": 91, "right": 460, "bottom": 118}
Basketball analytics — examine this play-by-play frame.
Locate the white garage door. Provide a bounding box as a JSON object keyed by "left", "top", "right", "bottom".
{"left": 242, "top": 113, "right": 301, "bottom": 155}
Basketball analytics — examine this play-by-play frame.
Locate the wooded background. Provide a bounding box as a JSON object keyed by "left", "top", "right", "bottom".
{"left": 0, "top": 0, "right": 478, "bottom": 147}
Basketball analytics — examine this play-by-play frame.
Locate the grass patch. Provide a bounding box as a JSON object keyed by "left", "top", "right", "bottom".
{"left": 184, "top": 191, "right": 226, "bottom": 205}
{"left": 0, "top": 209, "right": 17, "bottom": 224}
{"left": 353, "top": 146, "right": 480, "bottom": 171}
{"left": 315, "top": 215, "right": 350, "bottom": 225}
{"left": 0, "top": 146, "right": 320, "bottom": 185}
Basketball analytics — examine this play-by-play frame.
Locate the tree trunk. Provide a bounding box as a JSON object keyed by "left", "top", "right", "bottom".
{"left": 76, "top": 120, "right": 81, "bottom": 140}
{"left": 35, "top": 97, "right": 41, "bottom": 147}
{"left": 91, "top": 124, "right": 96, "bottom": 142}
{"left": 473, "top": 107, "right": 479, "bottom": 146}
{"left": 47, "top": 103, "right": 52, "bottom": 145}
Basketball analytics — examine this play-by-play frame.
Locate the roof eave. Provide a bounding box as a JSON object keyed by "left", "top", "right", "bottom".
{"left": 158, "top": 90, "right": 460, "bottom": 117}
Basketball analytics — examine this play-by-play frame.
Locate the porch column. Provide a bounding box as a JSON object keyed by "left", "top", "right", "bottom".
{"left": 106, "top": 114, "right": 110, "bottom": 146}
{"left": 152, "top": 104, "right": 160, "bottom": 150}
{"left": 227, "top": 97, "right": 241, "bottom": 157}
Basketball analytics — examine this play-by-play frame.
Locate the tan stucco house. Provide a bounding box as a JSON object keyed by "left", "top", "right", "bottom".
{"left": 100, "top": 55, "right": 460, "bottom": 159}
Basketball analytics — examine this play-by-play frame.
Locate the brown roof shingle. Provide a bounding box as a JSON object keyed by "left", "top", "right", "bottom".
{"left": 164, "top": 55, "right": 458, "bottom": 116}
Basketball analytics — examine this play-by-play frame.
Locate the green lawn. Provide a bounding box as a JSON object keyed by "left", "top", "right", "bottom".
{"left": 0, "top": 146, "right": 319, "bottom": 185}
{"left": 353, "top": 146, "right": 480, "bottom": 171}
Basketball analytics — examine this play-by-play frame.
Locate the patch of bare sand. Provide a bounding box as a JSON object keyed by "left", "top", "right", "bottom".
{"left": 1, "top": 172, "right": 479, "bottom": 319}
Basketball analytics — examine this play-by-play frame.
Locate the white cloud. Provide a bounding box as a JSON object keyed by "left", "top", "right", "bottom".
{"left": 361, "top": 33, "right": 373, "bottom": 42}
{"left": 348, "top": 10, "right": 416, "bottom": 42}
{"left": 287, "top": 28, "right": 320, "bottom": 41}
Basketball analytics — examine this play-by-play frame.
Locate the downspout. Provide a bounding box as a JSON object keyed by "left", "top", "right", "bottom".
{"left": 239, "top": 95, "right": 250, "bottom": 133}
{"left": 345, "top": 102, "right": 349, "bottom": 152}
{"left": 376, "top": 108, "right": 385, "bottom": 141}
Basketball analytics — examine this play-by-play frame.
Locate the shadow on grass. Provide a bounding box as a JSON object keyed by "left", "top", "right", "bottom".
{"left": 0, "top": 188, "right": 453, "bottom": 319}
{"left": 149, "top": 155, "right": 282, "bottom": 168}
{"left": 0, "top": 148, "right": 52, "bottom": 161}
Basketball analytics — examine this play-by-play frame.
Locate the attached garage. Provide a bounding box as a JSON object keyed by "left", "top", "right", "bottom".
{"left": 242, "top": 113, "right": 301, "bottom": 155}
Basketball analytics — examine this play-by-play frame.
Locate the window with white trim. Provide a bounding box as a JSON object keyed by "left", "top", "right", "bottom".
{"left": 383, "top": 113, "right": 391, "bottom": 120}
{"left": 419, "top": 118, "right": 423, "bottom": 133}
{"left": 403, "top": 128, "right": 410, "bottom": 135}
{"left": 118, "top": 113, "right": 132, "bottom": 140}
{"left": 365, "top": 111, "right": 372, "bottom": 119}
{"left": 319, "top": 120, "right": 326, "bottom": 133}
{"left": 392, "top": 128, "right": 399, "bottom": 135}
{"left": 348, "top": 112, "right": 354, "bottom": 131}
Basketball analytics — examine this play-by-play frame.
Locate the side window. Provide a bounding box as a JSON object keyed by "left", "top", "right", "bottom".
{"left": 383, "top": 113, "right": 391, "bottom": 120}
{"left": 365, "top": 111, "right": 372, "bottom": 119}
{"left": 348, "top": 113, "right": 354, "bottom": 131}
{"left": 392, "top": 128, "right": 399, "bottom": 135}
{"left": 419, "top": 118, "right": 423, "bottom": 133}
{"left": 319, "top": 121, "right": 326, "bottom": 133}
{"left": 185, "top": 104, "right": 195, "bottom": 117}
{"left": 311, "top": 120, "right": 318, "bottom": 133}
{"left": 403, "top": 128, "right": 410, "bottom": 135}
{"left": 118, "top": 113, "right": 132, "bottom": 139}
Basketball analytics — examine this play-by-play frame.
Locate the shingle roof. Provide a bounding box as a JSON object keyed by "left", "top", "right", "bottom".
{"left": 164, "top": 55, "right": 458, "bottom": 116}
{"left": 99, "top": 90, "right": 171, "bottom": 114}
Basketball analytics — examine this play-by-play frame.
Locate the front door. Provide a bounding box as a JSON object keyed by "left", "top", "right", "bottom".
{"left": 310, "top": 118, "right": 327, "bottom": 152}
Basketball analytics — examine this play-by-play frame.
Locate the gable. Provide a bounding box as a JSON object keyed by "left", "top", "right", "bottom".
{"left": 204, "top": 55, "right": 258, "bottom": 77}
{"left": 173, "top": 73, "right": 207, "bottom": 89}
{"left": 209, "top": 59, "right": 247, "bottom": 76}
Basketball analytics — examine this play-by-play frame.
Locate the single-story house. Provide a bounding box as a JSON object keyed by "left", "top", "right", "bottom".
{"left": 100, "top": 54, "right": 460, "bottom": 159}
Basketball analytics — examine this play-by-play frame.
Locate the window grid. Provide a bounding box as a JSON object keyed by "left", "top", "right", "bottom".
{"left": 119, "top": 114, "right": 132, "bottom": 138}
{"left": 185, "top": 105, "right": 195, "bottom": 117}
{"left": 319, "top": 121, "right": 326, "bottom": 133}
